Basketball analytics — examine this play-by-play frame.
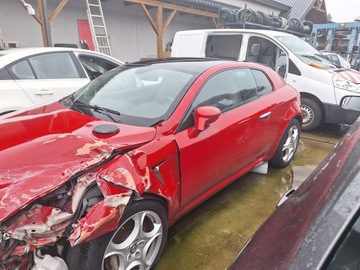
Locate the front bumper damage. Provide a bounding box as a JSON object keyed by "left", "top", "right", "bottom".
{"left": 0, "top": 140, "right": 151, "bottom": 269}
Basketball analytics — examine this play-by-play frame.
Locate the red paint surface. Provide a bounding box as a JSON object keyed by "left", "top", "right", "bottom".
{"left": 0, "top": 61, "right": 302, "bottom": 268}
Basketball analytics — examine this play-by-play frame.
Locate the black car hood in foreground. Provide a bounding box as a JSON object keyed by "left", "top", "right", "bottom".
{"left": 228, "top": 118, "right": 360, "bottom": 270}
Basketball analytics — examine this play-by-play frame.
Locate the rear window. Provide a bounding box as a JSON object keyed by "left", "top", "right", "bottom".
{"left": 0, "top": 68, "right": 13, "bottom": 80}
{"left": 205, "top": 34, "right": 242, "bottom": 60}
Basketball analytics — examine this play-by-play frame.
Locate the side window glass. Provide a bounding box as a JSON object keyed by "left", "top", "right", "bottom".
{"left": 0, "top": 68, "right": 14, "bottom": 80}
{"left": 205, "top": 35, "right": 242, "bottom": 60}
{"left": 28, "top": 52, "right": 80, "bottom": 79}
{"left": 192, "top": 68, "right": 258, "bottom": 112}
{"left": 79, "top": 55, "right": 118, "bottom": 80}
{"left": 246, "top": 37, "right": 288, "bottom": 78}
{"left": 326, "top": 216, "right": 360, "bottom": 269}
{"left": 247, "top": 36, "right": 277, "bottom": 70}
{"left": 331, "top": 55, "right": 341, "bottom": 66}
{"left": 8, "top": 60, "right": 35, "bottom": 79}
{"left": 275, "top": 50, "right": 288, "bottom": 78}
{"left": 251, "top": 69, "right": 273, "bottom": 96}
{"left": 178, "top": 68, "right": 259, "bottom": 132}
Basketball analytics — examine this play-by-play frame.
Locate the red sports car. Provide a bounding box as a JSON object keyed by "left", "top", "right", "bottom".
{"left": 0, "top": 58, "right": 302, "bottom": 270}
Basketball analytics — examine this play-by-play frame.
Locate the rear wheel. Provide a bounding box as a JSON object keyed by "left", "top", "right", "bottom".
{"left": 270, "top": 119, "right": 300, "bottom": 168}
{"left": 301, "top": 97, "right": 323, "bottom": 131}
{"left": 66, "top": 200, "right": 168, "bottom": 270}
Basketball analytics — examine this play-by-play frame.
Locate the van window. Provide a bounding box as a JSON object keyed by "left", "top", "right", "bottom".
{"left": 205, "top": 35, "right": 242, "bottom": 60}
{"left": 247, "top": 36, "right": 277, "bottom": 70}
{"left": 246, "top": 36, "right": 288, "bottom": 78}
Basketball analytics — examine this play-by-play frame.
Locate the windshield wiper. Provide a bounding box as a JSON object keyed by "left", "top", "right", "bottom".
{"left": 301, "top": 54, "right": 323, "bottom": 62}
{"left": 68, "top": 97, "right": 121, "bottom": 122}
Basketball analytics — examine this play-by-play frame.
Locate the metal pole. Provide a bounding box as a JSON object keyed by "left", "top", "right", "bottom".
{"left": 243, "top": 4, "right": 247, "bottom": 29}
{"left": 42, "top": 0, "right": 52, "bottom": 46}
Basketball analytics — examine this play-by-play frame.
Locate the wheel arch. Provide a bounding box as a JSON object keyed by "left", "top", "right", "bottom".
{"left": 294, "top": 115, "right": 303, "bottom": 128}
{"left": 131, "top": 193, "right": 169, "bottom": 216}
{"left": 300, "top": 92, "right": 325, "bottom": 117}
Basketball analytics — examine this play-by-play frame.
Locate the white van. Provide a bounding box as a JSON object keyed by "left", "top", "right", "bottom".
{"left": 171, "top": 29, "right": 360, "bottom": 131}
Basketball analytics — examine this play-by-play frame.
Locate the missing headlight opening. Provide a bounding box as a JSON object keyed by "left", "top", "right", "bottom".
{"left": 0, "top": 168, "right": 130, "bottom": 269}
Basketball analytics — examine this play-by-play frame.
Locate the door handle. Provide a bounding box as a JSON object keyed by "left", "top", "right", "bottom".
{"left": 259, "top": 111, "right": 271, "bottom": 120}
{"left": 35, "top": 89, "right": 54, "bottom": 95}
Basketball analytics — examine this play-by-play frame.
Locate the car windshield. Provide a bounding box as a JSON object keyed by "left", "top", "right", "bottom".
{"left": 67, "top": 64, "right": 197, "bottom": 126}
{"left": 275, "top": 36, "right": 337, "bottom": 69}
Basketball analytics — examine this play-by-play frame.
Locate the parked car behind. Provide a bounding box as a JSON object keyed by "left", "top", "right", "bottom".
{"left": 0, "top": 47, "right": 123, "bottom": 115}
{"left": 321, "top": 51, "right": 351, "bottom": 69}
{"left": 0, "top": 58, "right": 302, "bottom": 270}
{"left": 228, "top": 96, "right": 360, "bottom": 270}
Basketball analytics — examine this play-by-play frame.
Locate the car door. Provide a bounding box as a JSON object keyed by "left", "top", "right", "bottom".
{"left": 175, "top": 68, "right": 274, "bottom": 208}
{"left": 7, "top": 52, "right": 89, "bottom": 106}
{"left": 0, "top": 67, "right": 34, "bottom": 114}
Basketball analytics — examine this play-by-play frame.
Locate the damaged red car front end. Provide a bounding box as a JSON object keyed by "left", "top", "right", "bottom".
{"left": 0, "top": 58, "right": 302, "bottom": 269}
{"left": 0, "top": 102, "right": 164, "bottom": 268}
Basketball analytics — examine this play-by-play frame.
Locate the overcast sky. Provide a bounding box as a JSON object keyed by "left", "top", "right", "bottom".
{"left": 325, "top": 0, "right": 360, "bottom": 22}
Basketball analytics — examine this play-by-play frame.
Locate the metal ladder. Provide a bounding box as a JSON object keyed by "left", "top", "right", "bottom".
{"left": 0, "top": 27, "right": 4, "bottom": 50}
{"left": 85, "top": 0, "right": 112, "bottom": 56}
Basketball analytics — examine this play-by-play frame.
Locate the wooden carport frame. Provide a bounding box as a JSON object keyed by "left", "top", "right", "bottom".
{"left": 17, "top": 0, "right": 219, "bottom": 57}
{"left": 124, "top": 0, "right": 219, "bottom": 57}
{"left": 18, "top": 0, "right": 68, "bottom": 47}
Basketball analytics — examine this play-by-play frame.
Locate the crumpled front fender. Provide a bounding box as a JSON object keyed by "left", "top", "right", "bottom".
{"left": 69, "top": 191, "right": 132, "bottom": 246}
{"left": 69, "top": 152, "right": 150, "bottom": 246}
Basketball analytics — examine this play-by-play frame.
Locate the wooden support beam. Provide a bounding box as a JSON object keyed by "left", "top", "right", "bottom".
{"left": 126, "top": 0, "right": 219, "bottom": 58}
{"left": 163, "top": 10, "right": 176, "bottom": 33}
{"left": 18, "top": 0, "right": 69, "bottom": 47}
{"left": 125, "top": 0, "right": 218, "bottom": 19}
{"left": 140, "top": 3, "right": 158, "bottom": 34}
{"left": 37, "top": 0, "right": 49, "bottom": 47}
{"left": 313, "top": 0, "right": 325, "bottom": 12}
{"left": 139, "top": 3, "right": 178, "bottom": 58}
{"left": 49, "top": 0, "right": 68, "bottom": 25}
{"left": 156, "top": 7, "right": 163, "bottom": 57}
{"left": 17, "top": 0, "right": 41, "bottom": 23}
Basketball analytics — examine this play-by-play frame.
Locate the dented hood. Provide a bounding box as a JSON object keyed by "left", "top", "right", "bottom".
{"left": 0, "top": 104, "right": 156, "bottom": 222}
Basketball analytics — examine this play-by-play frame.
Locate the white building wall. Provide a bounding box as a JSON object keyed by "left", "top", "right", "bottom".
{"left": 0, "top": 0, "right": 214, "bottom": 62}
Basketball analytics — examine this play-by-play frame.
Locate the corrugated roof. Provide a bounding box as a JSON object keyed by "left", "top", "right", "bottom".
{"left": 163, "top": 0, "right": 290, "bottom": 13}
{"left": 273, "top": 0, "right": 317, "bottom": 20}
{"left": 163, "top": 0, "right": 318, "bottom": 22}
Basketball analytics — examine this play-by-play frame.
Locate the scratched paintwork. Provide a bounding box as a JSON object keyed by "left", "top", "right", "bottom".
{"left": 0, "top": 104, "right": 157, "bottom": 268}
{"left": 69, "top": 192, "right": 132, "bottom": 246}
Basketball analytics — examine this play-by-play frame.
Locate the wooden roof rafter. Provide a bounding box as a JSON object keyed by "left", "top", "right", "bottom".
{"left": 125, "top": 0, "right": 219, "bottom": 57}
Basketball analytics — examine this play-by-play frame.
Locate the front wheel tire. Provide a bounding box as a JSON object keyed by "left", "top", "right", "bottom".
{"left": 301, "top": 97, "right": 323, "bottom": 131}
{"left": 270, "top": 119, "right": 300, "bottom": 168}
{"left": 66, "top": 199, "right": 168, "bottom": 270}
